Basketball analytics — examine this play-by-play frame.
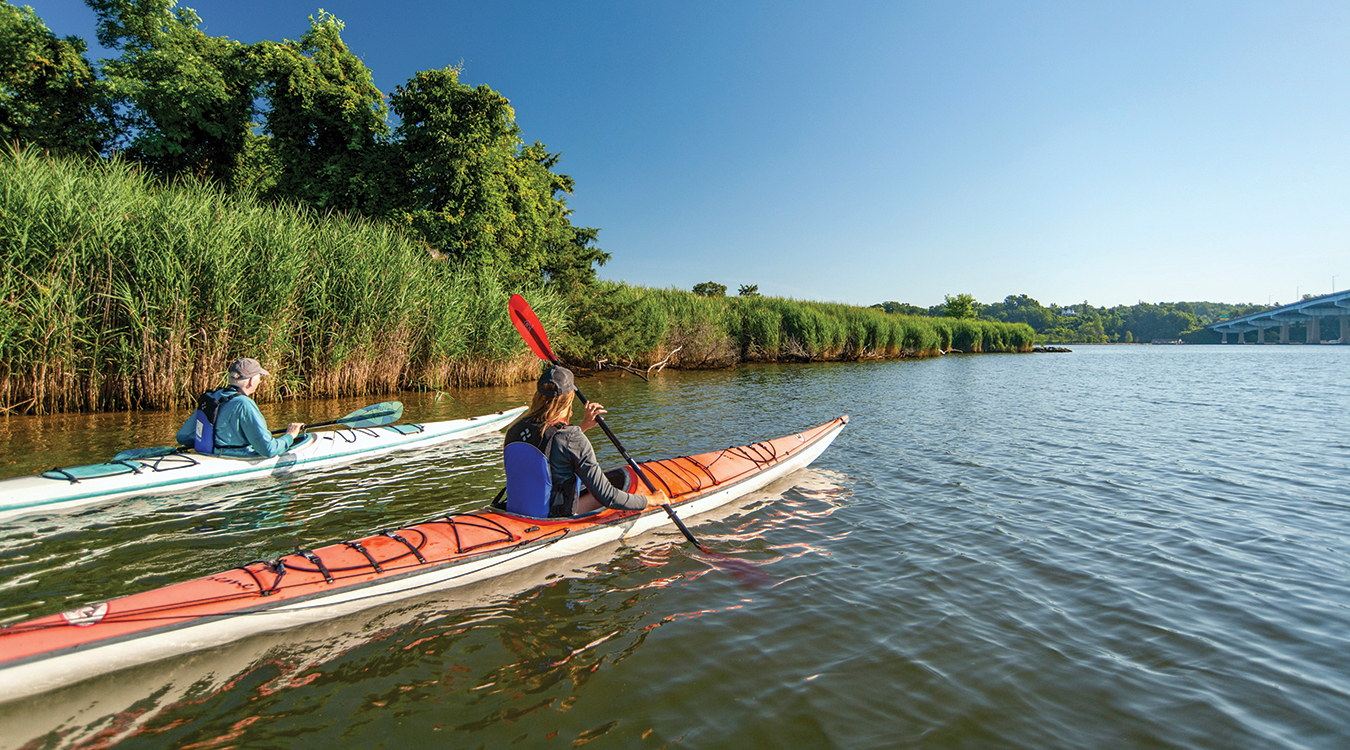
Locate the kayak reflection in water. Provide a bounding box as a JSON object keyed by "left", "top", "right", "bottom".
{"left": 174, "top": 357, "right": 305, "bottom": 458}
{"left": 500, "top": 366, "right": 668, "bottom": 518}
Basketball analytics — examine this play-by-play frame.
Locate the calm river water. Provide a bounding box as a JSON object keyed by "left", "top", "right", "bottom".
{"left": 1, "top": 345, "right": 1348, "bottom": 749}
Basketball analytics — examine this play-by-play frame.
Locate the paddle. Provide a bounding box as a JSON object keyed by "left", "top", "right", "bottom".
{"left": 112, "top": 401, "right": 405, "bottom": 462}
{"left": 269, "top": 400, "right": 404, "bottom": 435}
{"left": 508, "top": 294, "right": 754, "bottom": 572}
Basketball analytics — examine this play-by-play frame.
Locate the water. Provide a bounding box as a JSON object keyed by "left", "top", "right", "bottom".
{"left": 1, "top": 346, "right": 1348, "bottom": 749}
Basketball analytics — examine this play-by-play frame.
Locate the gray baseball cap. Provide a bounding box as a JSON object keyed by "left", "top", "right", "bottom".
{"left": 537, "top": 366, "right": 575, "bottom": 396}
{"left": 228, "top": 358, "right": 269, "bottom": 381}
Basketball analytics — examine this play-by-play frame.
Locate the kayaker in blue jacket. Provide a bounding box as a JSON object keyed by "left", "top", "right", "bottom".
{"left": 502, "top": 366, "right": 667, "bottom": 518}
{"left": 175, "top": 358, "right": 304, "bottom": 458}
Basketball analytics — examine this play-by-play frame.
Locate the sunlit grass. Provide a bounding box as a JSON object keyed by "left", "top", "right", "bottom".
{"left": 1, "top": 147, "right": 1034, "bottom": 414}
{"left": 0, "top": 146, "right": 564, "bottom": 414}
{"left": 560, "top": 285, "right": 1034, "bottom": 366}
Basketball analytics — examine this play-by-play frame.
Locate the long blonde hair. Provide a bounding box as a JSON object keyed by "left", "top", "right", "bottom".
{"left": 524, "top": 391, "right": 574, "bottom": 427}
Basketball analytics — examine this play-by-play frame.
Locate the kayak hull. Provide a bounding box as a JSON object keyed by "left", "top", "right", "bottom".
{"left": 0, "top": 407, "right": 527, "bottom": 521}
{"left": 0, "top": 415, "right": 848, "bottom": 704}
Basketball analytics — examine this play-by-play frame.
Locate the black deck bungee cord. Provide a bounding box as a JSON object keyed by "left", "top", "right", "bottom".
{"left": 0, "top": 525, "right": 571, "bottom": 635}
{"left": 381, "top": 530, "right": 428, "bottom": 564}
{"left": 652, "top": 456, "right": 717, "bottom": 491}
{"left": 342, "top": 541, "right": 383, "bottom": 573}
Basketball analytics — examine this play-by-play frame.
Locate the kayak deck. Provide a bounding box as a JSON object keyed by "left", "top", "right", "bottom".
{"left": 0, "top": 415, "right": 848, "bottom": 703}
{"left": 0, "top": 407, "right": 526, "bottom": 520}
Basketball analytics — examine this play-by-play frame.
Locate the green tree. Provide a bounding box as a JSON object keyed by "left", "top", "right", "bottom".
{"left": 389, "top": 66, "right": 604, "bottom": 287}
{"left": 0, "top": 2, "right": 112, "bottom": 154}
{"left": 232, "top": 131, "right": 280, "bottom": 194}
{"left": 738, "top": 284, "right": 760, "bottom": 297}
{"left": 1102, "top": 302, "right": 1199, "bottom": 342}
{"left": 984, "top": 294, "right": 1056, "bottom": 330}
{"left": 872, "top": 301, "right": 928, "bottom": 316}
{"left": 693, "top": 281, "right": 726, "bottom": 297}
{"left": 255, "top": 12, "right": 393, "bottom": 214}
{"left": 89, "top": 0, "right": 256, "bottom": 182}
{"left": 943, "top": 293, "right": 977, "bottom": 319}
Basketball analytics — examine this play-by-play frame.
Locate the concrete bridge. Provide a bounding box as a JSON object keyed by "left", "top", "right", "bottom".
{"left": 1209, "top": 290, "right": 1350, "bottom": 344}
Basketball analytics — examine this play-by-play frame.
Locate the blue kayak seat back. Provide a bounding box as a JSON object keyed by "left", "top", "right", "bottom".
{"left": 503, "top": 442, "right": 552, "bottom": 518}
{"left": 192, "top": 388, "right": 240, "bottom": 454}
{"left": 192, "top": 410, "right": 215, "bottom": 454}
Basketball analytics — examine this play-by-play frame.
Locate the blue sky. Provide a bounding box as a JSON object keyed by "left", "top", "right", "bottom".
{"left": 28, "top": 0, "right": 1350, "bottom": 308}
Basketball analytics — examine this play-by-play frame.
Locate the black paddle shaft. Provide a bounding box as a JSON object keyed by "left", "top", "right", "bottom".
{"left": 571, "top": 385, "right": 709, "bottom": 550}
{"left": 571, "top": 386, "right": 657, "bottom": 493}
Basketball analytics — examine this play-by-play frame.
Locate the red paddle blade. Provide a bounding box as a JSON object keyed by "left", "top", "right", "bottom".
{"left": 509, "top": 294, "right": 557, "bottom": 363}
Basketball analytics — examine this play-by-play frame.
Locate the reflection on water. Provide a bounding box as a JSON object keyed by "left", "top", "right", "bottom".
{"left": 3, "top": 348, "right": 1350, "bottom": 748}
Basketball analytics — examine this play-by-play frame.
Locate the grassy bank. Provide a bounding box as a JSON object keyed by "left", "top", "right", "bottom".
{"left": 561, "top": 283, "right": 1035, "bottom": 367}
{"left": 2, "top": 148, "right": 1035, "bottom": 415}
{"left": 0, "top": 146, "right": 565, "bottom": 414}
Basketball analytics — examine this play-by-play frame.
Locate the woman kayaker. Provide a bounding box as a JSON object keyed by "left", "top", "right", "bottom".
{"left": 175, "top": 358, "right": 304, "bottom": 458}
{"left": 501, "top": 366, "right": 666, "bottom": 518}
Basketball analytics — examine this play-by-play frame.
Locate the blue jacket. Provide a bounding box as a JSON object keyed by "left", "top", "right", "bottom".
{"left": 176, "top": 391, "right": 295, "bottom": 458}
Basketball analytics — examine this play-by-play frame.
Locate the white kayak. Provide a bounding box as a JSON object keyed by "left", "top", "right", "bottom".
{"left": 0, "top": 407, "right": 526, "bottom": 521}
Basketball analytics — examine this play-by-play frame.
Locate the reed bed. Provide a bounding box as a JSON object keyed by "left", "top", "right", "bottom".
{"left": 0, "top": 146, "right": 564, "bottom": 414}
{"left": 1, "top": 147, "right": 1034, "bottom": 415}
{"left": 560, "top": 284, "right": 1035, "bottom": 367}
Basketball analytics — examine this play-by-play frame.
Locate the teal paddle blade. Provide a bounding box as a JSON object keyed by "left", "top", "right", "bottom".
{"left": 113, "top": 446, "right": 181, "bottom": 461}
{"left": 303, "top": 401, "right": 404, "bottom": 431}
{"left": 337, "top": 401, "right": 404, "bottom": 429}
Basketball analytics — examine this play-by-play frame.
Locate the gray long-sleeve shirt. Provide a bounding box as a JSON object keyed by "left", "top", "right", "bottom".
{"left": 505, "top": 419, "right": 648, "bottom": 515}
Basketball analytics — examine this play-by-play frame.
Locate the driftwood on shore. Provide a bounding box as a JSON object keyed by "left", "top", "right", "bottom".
{"left": 595, "top": 347, "right": 684, "bottom": 381}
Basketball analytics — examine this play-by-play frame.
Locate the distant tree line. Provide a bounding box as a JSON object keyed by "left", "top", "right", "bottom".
{"left": 871, "top": 294, "right": 1278, "bottom": 344}
{"left": 692, "top": 281, "right": 760, "bottom": 298}
{"left": 0, "top": 0, "right": 605, "bottom": 290}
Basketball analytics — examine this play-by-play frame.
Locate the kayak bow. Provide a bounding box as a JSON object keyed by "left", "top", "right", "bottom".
{"left": 0, "top": 415, "right": 848, "bottom": 703}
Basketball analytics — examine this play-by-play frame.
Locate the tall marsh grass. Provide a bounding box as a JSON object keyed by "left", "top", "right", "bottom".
{"left": 0, "top": 146, "right": 564, "bottom": 414}
{"left": 561, "top": 284, "right": 1035, "bottom": 367}
{"left": 2, "top": 147, "right": 1035, "bottom": 415}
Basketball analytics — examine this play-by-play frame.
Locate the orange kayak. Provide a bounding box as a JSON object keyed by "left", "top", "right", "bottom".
{"left": 0, "top": 415, "right": 848, "bottom": 703}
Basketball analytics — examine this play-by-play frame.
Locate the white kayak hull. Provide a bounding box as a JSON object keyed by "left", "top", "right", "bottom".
{"left": 0, "top": 407, "right": 526, "bottom": 521}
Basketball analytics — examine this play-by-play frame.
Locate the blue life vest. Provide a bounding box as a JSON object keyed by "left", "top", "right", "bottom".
{"left": 192, "top": 387, "right": 242, "bottom": 454}
{"left": 503, "top": 424, "right": 581, "bottom": 518}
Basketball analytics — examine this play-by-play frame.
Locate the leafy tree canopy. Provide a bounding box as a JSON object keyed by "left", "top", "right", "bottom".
{"left": 943, "top": 293, "right": 977, "bottom": 319}
{"left": 254, "top": 11, "right": 393, "bottom": 214}
{"left": 693, "top": 281, "right": 726, "bottom": 297}
{"left": 89, "top": 0, "right": 255, "bottom": 183}
{"left": 389, "top": 66, "right": 605, "bottom": 288}
{"left": 18, "top": 3, "right": 611, "bottom": 295}
{"left": 0, "top": 2, "right": 112, "bottom": 154}
{"left": 738, "top": 284, "right": 760, "bottom": 297}
{"left": 872, "top": 301, "right": 929, "bottom": 316}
